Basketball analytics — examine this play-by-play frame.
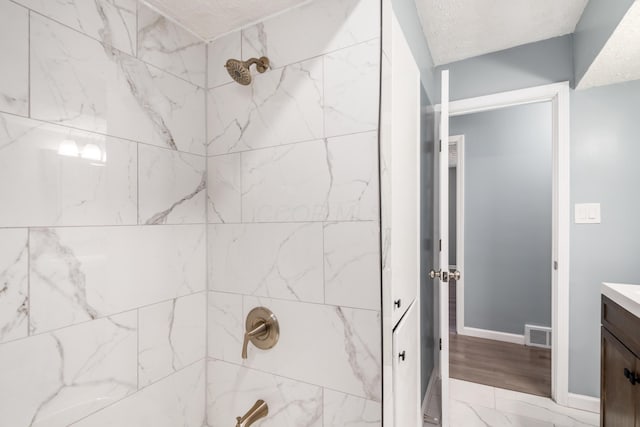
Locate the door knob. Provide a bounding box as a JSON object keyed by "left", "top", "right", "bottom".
{"left": 242, "top": 307, "right": 279, "bottom": 359}
{"left": 429, "top": 269, "right": 449, "bottom": 282}
{"left": 449, "top": 269, "right": 461, "bottom": 281}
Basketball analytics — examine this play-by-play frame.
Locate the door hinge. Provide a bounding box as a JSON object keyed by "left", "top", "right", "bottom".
{"left": 553, "top": 261, "right": 558, "bottom": 270}
{"left": 439, "top": 139, "right": 442, "bottom": 152}
{"left": 439, "top": 239, "right": 442, "bottom": 251}
{"left": 439, "top": 338, "right": 442, "bottom": 350}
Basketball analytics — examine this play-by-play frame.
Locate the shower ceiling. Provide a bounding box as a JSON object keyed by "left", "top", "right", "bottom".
{"left": 142, "top": 0, "right": 311, "bottom": 41}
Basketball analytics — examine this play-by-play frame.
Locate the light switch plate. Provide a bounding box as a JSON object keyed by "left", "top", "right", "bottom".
{"left": 575, "top": 203, "right": 601, "bottom": 224}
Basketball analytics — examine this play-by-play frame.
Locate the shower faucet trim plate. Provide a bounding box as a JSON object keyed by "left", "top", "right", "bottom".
{"left": 242, "top": 307, "right": 279, "bottom": 359}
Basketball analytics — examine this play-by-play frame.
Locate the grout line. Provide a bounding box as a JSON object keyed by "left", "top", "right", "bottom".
{"left": 136, "top": 143, "right": 140, "bottom": 225}
{"left": 0, "top": 290, "right": 209, "bottom": 346}
{"left": 203, "top": 38, "right": 210, "bottom": 418}
{"left": 27, "top": 9, "right": 31, "bottom": 119}
{"left": 26, "top": 228, "right": 31, "bottom": 335}
{"left": 208, "top": 356, "right": 378, "bottom": 403}
{"left": 207, "top": 128, "right": 379, "bottom": 158}
{"left": 136, "top": 308, "right": 140, "bottom": 390}
{"left": 0, "top": 110, "right": 207, "bottom": 158}
{"left": 69, "top": 357, "right": 206, "bottom": 425}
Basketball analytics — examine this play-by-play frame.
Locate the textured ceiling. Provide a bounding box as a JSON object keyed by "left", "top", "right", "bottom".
{"left": 142, "top": 0, "right": 310, "bottom": 41}
{"left": 577, "top": 1, "right": 640, "bottom": 89}
{"left": 415, "top": 0, "right": 589, "bottom": 66}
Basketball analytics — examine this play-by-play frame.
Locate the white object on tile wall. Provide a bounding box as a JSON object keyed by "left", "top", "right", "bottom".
{"left": 575, "top": 203, "right": 601, "bottom": 224}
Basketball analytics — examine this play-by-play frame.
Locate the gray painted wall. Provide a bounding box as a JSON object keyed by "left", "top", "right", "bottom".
{"left": 434, "top": 35, "right": 640, "bottom": 397}
{"left": 569, "top": 79, "right": 640, "bottom": 396}
{"left": 436, "top": 35, "right": 574, "bottom": 102}
{"left": 450, "top": 103, "right": 553, "bottom": 335}
{"left": 391, "top": 0, "right": 437, "bottom": 99}
{"left": 573, "top": 0, "right": 635, "bottom": 86}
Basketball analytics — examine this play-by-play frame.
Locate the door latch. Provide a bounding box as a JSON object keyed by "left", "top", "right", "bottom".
{"left": 429, "top": 269, "right": 448, "bottom": 282}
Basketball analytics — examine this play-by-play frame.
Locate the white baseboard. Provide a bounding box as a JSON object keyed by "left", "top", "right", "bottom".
{"left": 567, "top": 393, "right": 600, "bottom": 414}
{"left": 459, "top": 326, "right": 525, "bottom": 345}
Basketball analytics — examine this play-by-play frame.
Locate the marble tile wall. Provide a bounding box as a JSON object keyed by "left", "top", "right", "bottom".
{"left": 0, "top": 0, "right": 207, "bottom": 425}
{"left": 205, "top": 0, "right": 383, "bottom": 426}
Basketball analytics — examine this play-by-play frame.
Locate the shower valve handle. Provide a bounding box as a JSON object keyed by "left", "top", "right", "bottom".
{"left": 242, "top": 321, "right": 268, "bottom": 359}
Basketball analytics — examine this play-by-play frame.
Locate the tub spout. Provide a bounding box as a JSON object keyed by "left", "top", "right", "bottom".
{"left": 235, "top": 399, "right": 268, "bottom": 427}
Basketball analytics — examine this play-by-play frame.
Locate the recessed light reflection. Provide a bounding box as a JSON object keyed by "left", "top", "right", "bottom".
{"left": 57, "top": 140, "right": 107, "bottom": 164}
{"left": 57, "top": 139, "right": 79, "bottom": 157}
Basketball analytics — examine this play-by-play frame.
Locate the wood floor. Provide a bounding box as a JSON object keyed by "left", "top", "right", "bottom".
{"left": 449, "top": 333, "right": 552, "bottom": 397}
{"left": 448, "top": 279, "right": 552, "bottom": 397}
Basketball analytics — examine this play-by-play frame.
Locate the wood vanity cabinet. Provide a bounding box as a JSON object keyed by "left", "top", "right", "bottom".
{"left": 601, "top": 296, "right": 640, "bottom": 426}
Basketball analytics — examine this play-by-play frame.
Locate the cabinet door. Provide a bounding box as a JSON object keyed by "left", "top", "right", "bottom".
{"left": 636, "top": 357, "right": 640, "bottom": 427}
{"left": 393, "top": 302, "right": 420, "bottom": 427}
{"left": 602, "top": 328, "right": 636, "bottom": 426}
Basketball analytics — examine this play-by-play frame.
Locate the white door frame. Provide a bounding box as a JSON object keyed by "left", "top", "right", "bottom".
{"left": 447, "top": 134, "right": 466, "bottom": 337}
{"left": 439, "top": 81, "right": 571, "bottom": 406}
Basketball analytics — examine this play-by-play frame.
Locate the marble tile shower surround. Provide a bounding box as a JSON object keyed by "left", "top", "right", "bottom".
{"left": 0, "top": 1, "right": 208, "bottom": 426}
{"left": 0, "top": 0, "right": 383, "bottom": 426}
{"left": 205, "top": 1, "right": 383, "bottom": 427}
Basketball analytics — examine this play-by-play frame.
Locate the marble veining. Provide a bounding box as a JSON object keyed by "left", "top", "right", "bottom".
{"left": 0, "top": 229, "right": 29, "bottom": 343}
{"left": 242, "top": 296, "right": 381, "bottom": 401}
{"left": 208, "top": 291, "right": 243, "bottom": 363}
{"left": 138, "top": 145, "right": 206, "bottom": 225}
{"left": 241, "top": 0, "right": 380, "bottom": 69}
{"left": 13, "top": 0, "right": 137, "bottom": 55}
{"left": 207, "top": 153, "right": 242, "bottom": 223}
{"left": 241, "top": 133, "right": 378, "bottom": 222}
{"left": 209, "top": 223, "right": 324, "bottom": 303}
{"left": 323, "top": 389, "right": 381, "bottom": 427}
{"left": 71, "top": 360, "right": 206, "bottom": 427}
{"left": 0, "top": 0, "right": 29, "bottom": 116}
{"left": 207, "top": 57, "right": 323, "bottom": 155}
{"left": 29, "top": 225, "right": 206, "bottom": 333}
{"left": 207, "top": 359, "right": 323, "bottom": 427}
{"left": 324, "top": 221, "right": 381, "bottom": 310}
{"left": 137, "top": 3, "right": 206, "bottom": 87}
{"left": 138, "top": 293, "right": 206, "bottom": 386}
{"left": 324, "top": 39, "right": 381, "bottom": 137}
{"left": 31, "top": 14, "right": 206, "bottom": 155}
{"left": 0, "top": 312, "right": 137, "bottom": 427}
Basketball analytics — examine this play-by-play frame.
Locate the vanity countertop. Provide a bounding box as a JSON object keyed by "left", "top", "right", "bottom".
{"left": 602, "top": 282, "right": 640, "bottom": 319}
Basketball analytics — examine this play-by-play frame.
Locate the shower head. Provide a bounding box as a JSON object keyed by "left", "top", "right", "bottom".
{"left": 224, "top": 57, "right": 270, "bottom": 85}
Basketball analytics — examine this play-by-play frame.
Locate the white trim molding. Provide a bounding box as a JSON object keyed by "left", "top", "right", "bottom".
{"left": 459, "top": 326, "right": 525, "bottom": 345}
{"left": 440, "top": 82, "right": 571, "bottom": 407}
{"left": 567, "top": 393, "right": 601, "bottom": 414}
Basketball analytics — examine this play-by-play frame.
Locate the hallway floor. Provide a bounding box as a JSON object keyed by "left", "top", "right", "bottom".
{"left": 450, "top": 333, "right": 552, "bottom": 397}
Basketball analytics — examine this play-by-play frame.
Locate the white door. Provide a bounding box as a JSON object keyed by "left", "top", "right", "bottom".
{"left": 433, "top": 69, "right": 451, "bottom": 426}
